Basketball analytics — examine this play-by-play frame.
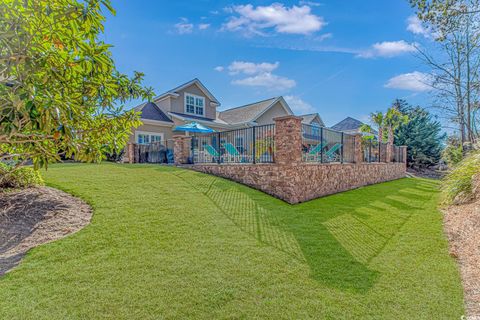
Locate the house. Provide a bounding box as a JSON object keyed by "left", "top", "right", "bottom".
{"left": 330, "top": 117, "right": 373, "bottom": 135}
{"left": 128, "top": 78, "right": 297, "bottom": 145}
{"left": 300, "top": 113, "right": 325, "bottom": 127}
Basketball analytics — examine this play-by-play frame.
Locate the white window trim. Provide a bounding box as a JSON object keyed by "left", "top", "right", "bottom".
{"left": 184, "top": 92, "right": 205, "bottom": 117}
{"left": 135, "top": 131, "right": 165, "bottom": 144}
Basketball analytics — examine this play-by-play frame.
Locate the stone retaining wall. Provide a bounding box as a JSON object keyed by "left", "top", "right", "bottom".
{"left": 175, "top": 115, "right": 407, "bottom": 204}
{"left": 190, "top": 162, "right": 406, "bottom": 204}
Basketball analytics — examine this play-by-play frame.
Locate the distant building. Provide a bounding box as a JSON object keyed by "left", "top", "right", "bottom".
{"left": 331, "top": 117, "right": 377, "bottom": 135}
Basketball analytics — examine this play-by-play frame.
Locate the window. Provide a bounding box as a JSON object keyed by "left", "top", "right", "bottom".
{"left": 311, "top": 123, "right": 321, "bottom": 136}
{"left": 136, "top": 132, "right": 164, "bottom": 144}
{"left": 185, "top": 93, "right": 205, "bottom": 116}
{"left": 137, "top": 134, "right": 150, "bottom": 144}
{"left": 151, "top": 135, "right": 162, "bottom": 143}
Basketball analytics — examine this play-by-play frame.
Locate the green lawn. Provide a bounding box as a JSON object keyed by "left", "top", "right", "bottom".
{"left": 0, "top": 163, "right": 464, "bottom": 319}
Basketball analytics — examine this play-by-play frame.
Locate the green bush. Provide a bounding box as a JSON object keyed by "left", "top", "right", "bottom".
{"left": 441, "top": 150, "right": 480, "bottom": 205}
{"left": 442, "top": 137, "right": 463, "bottom": 166}
{"left": 0, "top": 163, "right": 44, "bottom": 189}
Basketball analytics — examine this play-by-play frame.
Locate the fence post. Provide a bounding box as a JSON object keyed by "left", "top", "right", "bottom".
{"left": 379, "top": 143, "right": 381, "bottom": 162}
{"left": 273, "top": 115, "right": 303, "bottom": 165}
{"left": 252, "top": 126, "right": 256, "bottom": 164}
{"left": 340, "top": 132, "right": 344, "bottom": 163}
{"left": 320, "top": 127, "right": 324, "bottom": 163}
{"left": 402, "top": 145, "right": 408, "bottom": 167}
{"left": 386, "top": 142, "right": 392, "bottom": 163}
{"left": 191, "top": 136, "right": 195, "bottom": 164}
{"left": 216, "top": 132, "right": 221, "bottom": 164}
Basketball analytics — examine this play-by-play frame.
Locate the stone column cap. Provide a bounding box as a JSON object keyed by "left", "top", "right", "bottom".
{"left": 273, "top": 115, "right": 303, "bottom": 121}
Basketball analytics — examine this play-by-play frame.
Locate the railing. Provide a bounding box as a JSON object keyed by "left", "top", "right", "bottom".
{"left": 302, "top": 124, "right": 355, "bottom": 163}
{"left": 192, "top": 124, "right": 275, "bottom": 164}
{"left": 363, "top": 141, "right": 404, "bottom": 163}
{"left": 134, "top": 140, "right": 174, "bottom": 164}
{"left": 392, "top": 145, "right": 404, "bottom": 163}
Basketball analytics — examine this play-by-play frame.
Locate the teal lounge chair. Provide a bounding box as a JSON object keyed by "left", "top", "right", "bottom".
{"left": 325, "top": 143, "right": 342, "bottom": 162}
{"left": 304, "top": 142, "right": 326, "bottom": 162}
{"left": 223, "top": 142, "right": 250, "bottom": 162}
{"left": 223, "top": 142, "right": 241, "bottom": 156}
{"left": 203, "top": 144, "right": 220, "bottom": 162}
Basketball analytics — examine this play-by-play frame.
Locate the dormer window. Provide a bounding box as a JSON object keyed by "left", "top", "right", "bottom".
{"left": 185, "top": 93, "right": 205, "bottom": 116}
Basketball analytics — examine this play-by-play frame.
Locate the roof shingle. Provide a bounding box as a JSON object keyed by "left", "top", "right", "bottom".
{"left": 331, "top": 117, "right": 364, "bottom": 131}
{"left": 135, "top": 102, "right": 172, "bottom": 123}
{"left": 218, "top": 97, "right": 277, "bottom": 124}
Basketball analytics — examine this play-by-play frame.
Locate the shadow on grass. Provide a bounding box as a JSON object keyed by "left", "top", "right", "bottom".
{"left": 172, "top": 170, "right": 436, "bottom": 294}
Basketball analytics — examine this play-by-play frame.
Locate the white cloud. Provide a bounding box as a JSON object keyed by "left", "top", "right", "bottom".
{"left": 407, "top": 16, "right": 426, "bottom": 35}
{"left": 227, "top": 61, "right": 279, "bottom": 75}
{"left": 225, "top": 60, "right": 295, "bottom": 91}
{"left": 223, "top": 3, "right": 326, "bottom": 36}
{"left": 174, "top": 18, "right": 194, "bottom": 34}
{"left": 299, "top": 1, "right": 322, "bottom": 7}
{"left": 284, "top": 95, "right": 315, "bottom": 113}
{"left": 232, "top": 73, "right": 296, "bottom": 90}
{"left": 384, "top": 71, "right": 433, "bottom": 92}
{"left": 406, "top": 15, "right": 435, "bottom": 39}
{"left": 214, "top": 66, "right": 224, "bottom": 72}
{"left": 358, "top": 40, "right": 417, "bottom": 58}
{"left": 315, "top": 33, "right": 332, "bottom": 41}
{"left": 198, "top": 23, "right": 210, "bottom": 30}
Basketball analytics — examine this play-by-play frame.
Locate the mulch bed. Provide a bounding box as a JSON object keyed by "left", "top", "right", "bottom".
{"left": 444, "top": 201, "right": 480, "bottom": 318}
{"left": 0, "top": 187, "right": 92, "bottom": 276}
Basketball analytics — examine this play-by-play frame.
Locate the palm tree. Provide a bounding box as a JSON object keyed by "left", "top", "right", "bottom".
{"left": 384, "top": 106, "right": 409, "bottom": 145}
{"left": 359, "top": 124, "right": 375, "bottom": 142}
{"left": 370, "top": 112, "right": 385, "bottom": 143}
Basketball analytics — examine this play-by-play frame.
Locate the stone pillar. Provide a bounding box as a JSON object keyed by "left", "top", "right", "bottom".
{"left": 173, "top": 135, "right": 192, "bottom": 165}
{"left": 127, "top": 143, "right": 135, "bottom": 164}
{"left": 273, "top": 115, "right": 303, "bottom": 165}
{"left": 354, "top": 134, "right": 363, "bottom": 163}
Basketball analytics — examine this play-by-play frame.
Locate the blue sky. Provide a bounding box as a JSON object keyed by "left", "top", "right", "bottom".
{"left": 103, "top": 0, "right": 433, "bottom": 126}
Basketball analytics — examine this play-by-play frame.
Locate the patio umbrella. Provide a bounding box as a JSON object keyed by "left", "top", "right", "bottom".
{"left": 173, "top": 121, "right": 216, "bottom": 133}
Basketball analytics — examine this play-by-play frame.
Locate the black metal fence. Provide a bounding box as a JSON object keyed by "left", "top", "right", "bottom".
{"left": 134, "top": 140, "right": 174, "bottom": 164}
{"left": 302, "top": 124, "right": 355, "bottom": 163}
{"left": 392, "top": 145, "right": 404, "bottom": 163}
{"left": 192, "top": 124, "right": 275, "bottom": 164}
{"left": 363, "top": 141, "right": 404, "bottom": 163}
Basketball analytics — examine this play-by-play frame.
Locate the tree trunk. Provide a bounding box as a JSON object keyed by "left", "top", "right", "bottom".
{"left": 378, "top": 127, "right": 383, "bottom": 143}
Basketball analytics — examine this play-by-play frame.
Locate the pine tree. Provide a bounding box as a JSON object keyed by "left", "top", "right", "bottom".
{"left": 394, "top": 100, "right": 445, "bottom": 169}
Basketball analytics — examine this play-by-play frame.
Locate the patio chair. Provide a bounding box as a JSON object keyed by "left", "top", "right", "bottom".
{"left": 223, "top": 142, "right": 249, "bottom": 163}
{"left": 203, "top": 144, "right": 220, "bottom": 163}
{"left": 325, "top": 143, "right": 342, "bottom": 162}
{"left": 305, "top": 142, "right": 326, "bottom": 162}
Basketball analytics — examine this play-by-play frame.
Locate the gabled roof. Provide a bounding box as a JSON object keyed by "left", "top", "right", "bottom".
{"left": 331, "top": 117, "right": 365, "bottom": 131}
{"left": 300, "top": 113, "right": 325, "bottom": 127}
{"left": 154, "top": 78, "right": 220, "bottom": 105}
{"left": 134, "top": 102, "right": 173, "bottom": 123}
{"left": 219, "top": 96, "right": 293, "bottom": 125}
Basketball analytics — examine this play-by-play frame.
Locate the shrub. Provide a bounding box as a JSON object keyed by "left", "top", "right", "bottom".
{"left": 0, "top": 163, "right": 44, "bottom": 189}
{"left": 441, "top": 151, "right": 480, "bottom": 205}
{"left": 442, "top": 136, "right": 463, "bottom": 166}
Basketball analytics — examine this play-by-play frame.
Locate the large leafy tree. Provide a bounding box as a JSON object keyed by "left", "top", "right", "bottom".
{"left": 0, "top": 0, "right": 152, "bottom": 171}
{"left": 394, "top": 100, "right": 446, "bottom": 168}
